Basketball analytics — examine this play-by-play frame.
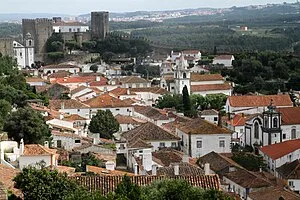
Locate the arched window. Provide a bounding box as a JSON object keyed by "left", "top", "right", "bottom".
{"left": 292, "top": 127, "right": 297, "bottom": 139}
{"left": 264, "top": 117, "right": 268, "bottom": 128}
{"left": 183, "top": 72, "right": 187, "bottom": 78}
{"left": 254, "top": 122, "right": 259, "bottom": 139}
{"left": 29, "top": 40, "right": 32, "bottom": 46}
{"left": 273, "top": 118, "right": 278, "bottom": 128}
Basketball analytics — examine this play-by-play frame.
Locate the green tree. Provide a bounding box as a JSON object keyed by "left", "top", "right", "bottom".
{"left": 205, "top": 94, "right": 227, "bottom": 111}
{"left": 65, "top": 41, "right": 80, "bottom": 54}
{"left": 232, "top": 152, "right": 266, "bottom": 171}
{"left": 156, "top": 94, "right": 183, "bottom": 111}
{"left": 0, "top": 99, "right": 11, "bottom": 129}
{"left": 142, "top": 179, "right": 233, "bottom": 200}
{"left": 113, "top": 175, "right": 143, "bottom": 200}
{"left": 4, "top": 107, "right": 51, "bottom": 144}
{"left": 14, "top": 167, "right": 96, "bottom": 200}
{"left": 48, "top": 52, "right": 64, "bottom": 63}
{"left": 88, "top": 110, "right": 119, "bottom": 139}
{"left": 46, "top": 33, "right": 64, "bottom": 52}
{"left": 90, "top": 65, "right": 99, "bottom": 73}
{"left": 182, "top": 85, "right": 192, "bottom": 117}
{"left": 0, "top": 55, "right": 18, "bottom": 75}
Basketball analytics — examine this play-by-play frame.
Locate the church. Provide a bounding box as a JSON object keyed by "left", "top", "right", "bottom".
{"left": 160, "top": 51, "right": 232, "bottom": 96}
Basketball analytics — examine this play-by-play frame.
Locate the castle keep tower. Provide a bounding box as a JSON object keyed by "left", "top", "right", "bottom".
{"left": 91, "top": 12, "right": 109, "bottom": 40}
{"left": 22, "top": 18, "right": 53, "bottom": 55}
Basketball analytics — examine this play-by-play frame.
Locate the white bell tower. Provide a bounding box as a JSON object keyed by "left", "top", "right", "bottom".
{"left": 174, "top": 54, "right": 190, "bottom": 94}
{"left": 24, "top": 33, "right": 35, "bottom": 68}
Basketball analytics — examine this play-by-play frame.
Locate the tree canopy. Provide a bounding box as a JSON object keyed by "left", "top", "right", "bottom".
{"left": 88, "top": 110, "right": 119, "bottom": 139}
{"left": 4, "top": 107, "right": 51, "bottom": 144}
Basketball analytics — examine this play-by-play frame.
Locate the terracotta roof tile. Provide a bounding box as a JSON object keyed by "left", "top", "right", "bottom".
{"left": 259, "top": 139, "right": 300, "bottom": 160}
{"left": 49, "top": 99, "right": 89, "bottom": 110}
{"left": 119, "top": 76, "right": 149, "bottom": 84}
{"left": 84, "top": 94, "right": 132, "bottom": 108}
{"left": 227, "top": 114, "right": 246, "bottom": 126}
{"left": 71, "top": 86, "right": 89, "bottom": 95}
{"left": 122, "top": 122, "right": 180, "bottom": 142}
{"left": 72, "top": 175, "right": 221, "bottom": 195}
{"left": 228, "top": 94, "right": 293, "bottom": 107}
{"left": 277, "top": 107, "right": 300, "bottom": 125}
{"left": 48, "top": 70, "right": 72, "bottom": 78}
{"left": 0, "top": 165, "right": 20, "bottom": 195}
{"left": 178, "top": 118, "right": 232, "bottom": 135}
{"left": 191, "top": 73, "right": 224, "bottom": 82}
{"left": 276, "top": 159, "right": 300, "bottom": 179}
{"left": 201, "top": 109, "right": 219, "bottom": 116}
{"left": 134, "top": 105, "right": 169, "bottom": 120}
{"left": 23, "top": 144, "right": 57, "bottom": 156}
{"left": 109, "top": 88, "right": 136, "bottom": 96}
{"left": 152, "top": 149, "right": 184, "bottom": 167}
{"left": 155, "top": 163, "right": 204, "bottom": 176}
{"left": 86, "top": 165, "right": 135, "bottom": 176}
{"left": 25, "top": 77, "right": 45, "bottom": 83}
{"left": 128, "top": 138, "right": 153, "bottom": 149}
{"left": 248, "top": 186, "right": 300, "bottom": 200}
{"left": 130, "top": 87, "right": 170, "bottom": 95}
{"left": 63, "top": 114, "right": 87, "bottom": 121}
{"left": 191, "top": 83, "right": 232, "bottom": 92}
{"left": 115, "top": 114, "right": 145, "bottom": 125}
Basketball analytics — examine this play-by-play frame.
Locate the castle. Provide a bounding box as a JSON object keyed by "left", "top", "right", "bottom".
{"left": 0, "top": 11, "right": 109, "bottom": 67}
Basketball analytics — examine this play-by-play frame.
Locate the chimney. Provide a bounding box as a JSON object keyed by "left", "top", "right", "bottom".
{"left": 182, "top": 155, "right": 189, "bottom": 163}
{"left": 127, "top": 88, "right": 130, "bottom": 95}
{"left": 134, "top": 163, "right": 139, "bottom": 175}
{"left": 61, "top": 102, "right": 65, "bottom": 110}
{"left": 217, "top": 112, "right": 222, "bottom": 127}
{"left": 105, "top": 161, "right": 115, "bottom": 171}
{"left": 174, "top": 163, "right": 179, "bottom": 176}
{"left": 204, "top": 163, "right": 210, "bottom": 175}
{"left": 96, "top": 76, "right": 101, "bottom": 82}
{"left": 59, "top": 113, "right": 64, "bottom": 120}
{"left": 152, "top": 164, "right": 157, "bottom": 176}
{"left": 44, "top": 141, "right": 49, "bottom": 148}
{"left": 19, "top": 139, "right": 24, "bottom": 155}
{"left": 33, "top": 69, "right": 38, "bottom": 76}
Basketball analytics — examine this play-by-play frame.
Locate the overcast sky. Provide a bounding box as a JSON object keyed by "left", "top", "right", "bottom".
{"left": 0, "top": 0, "right": 296, "bottom": 14}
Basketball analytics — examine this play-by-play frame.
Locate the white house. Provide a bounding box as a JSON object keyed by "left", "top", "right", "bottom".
{"left": 277, "top": 107, "right": 300, "bottom": 141}
{"left": 51, "top": 131, "right": 92, "bottom": 151}
{"left": 117, "top": 122, "right": 181, "bottom": 172}
{"left": 116, "top": 76, "right": 151, "bottom": 89}
{"left": 42, "top": 64, "right": 81, "bottom": 75}
{"left": 84, "top": 93, "right": 134, "bottom": 117}
{"left": 276, "top": 159, "right": 300, "bottom": 194}
{"left": 115, "top": 114, "right": 145, "bottom": 133}
{"left": 53, "top": 21, "right": 89, "bottom": 33}
{"left": 19, "top": 144, "right": 59, "bottom": 170}
{"left": 226, "top": 94, "right": 293, "bottom": 115}
{"left": 182, "top": 50, "right": 201, "bottom": 61}
{"left": 259, "top": 139, "right": 300, "bottom": 174}
{"left": 176, "top": 118, "right": 232, "bottom": 158}
{"left": 212, "top": 55, "right": 235, "bottom": 68}
{"left": 200, "top": 109, "right": 219, "bottom": 125}
{"left": 25, "top": 77, "right": 47, "bottom": 86}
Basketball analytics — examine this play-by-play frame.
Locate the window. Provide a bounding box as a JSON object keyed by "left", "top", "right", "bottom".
{"left": 292, "top": 128, "right": 296, "bottom": 139}
{"left": 159, "top": 142, "right": 165, "bottom": 148}
{"left": 29, "top": 40, "right": 32, "bottom": 46}
{"left": 77, "top": 109, "right": 80, "bottom": 112}
{"left": 139, "top": 150, "right": 143, "bottom": 153}
{"left": 171, "top": 86, "right": 175, "bottom": 89}
{"left": 197, "top": 141, "right": 202, "bottom": 148}
{"left": 240, "top": 129, "right": 244, "bottom": 133}
{"left": 75, "top": 139, "right": 81, "bottom": 143}
{"left": 264, "top": 117, "right": 268, "bottom": 128}
{"left": 183, "top": 72, "right": 187, "bottom": 78}
{"left": 57, "top": 140, "right": 62, "bottom": 148}
{"left": 283, "top": 134, "right": 286, "bottom": 139}
{"left": 20, "top": 52, "right": 22, "bottom": 57}
{"left": 214, "top": 117, "right": 218, "bottom": 122}
{"left": 171, "top": 142, "right": 177, "bottom": 147}
{"left": 219, "top": 140, "right": 225, "bottom": 148}
{"left": 273, "top": 118, "right": 278, "bottom": 128}
{"left": 116, "top": 108, "right": 120, "bottom": 111}
{"left": 289, "top": 181, "right": 294, "bottom": 187}
{"left": 69, "top": 28, "right": 72, "bottom": 32}
{"left": 254, "top": 122, "right": 259, "bottom": 139}
{"left": 119, "top": 144, "right": 125, "bottom": 150}
{"left": 77, "top": 28, "right": 80, "bottom": 32}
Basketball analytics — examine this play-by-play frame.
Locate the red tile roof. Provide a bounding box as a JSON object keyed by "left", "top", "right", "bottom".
{"left": 119, "top": 76, "right": 149, "bottom": 84}
{"left": 86, "top": 165, "right": 135, "bottom": 176}
{"left": 0, "top": 165, "right": 20, "bottom": 196}
{"left": 178, "top": 118, "right": 232, "bottom": 135}
{"left": 130, "top": 87, "right": 170, "bottom": 95}
{"left": 191, "top": 83, "right": 232, "bottom": 92}
{"left": 115, "top": 114, "right": 145, "bottom": 125}
{"left": 277, "top": 107, "right": 300, "bottom": 125}
{"left": 49, "top": 99, "right": 89, "bottom": 110}
{"left": 23, "top": 144, "right": 57, "bottom": 156}
{"left": 72, "top": 175, "right": 221, "bottom": 195}
{"left": 134, "top": 105, "right": 169, "bottom": 120}
{"left": 53, "top": 76, "right": 107, "bottom": 85}
{"left": 260, "top": 139, "right": 300, "bottom": 160}
{"left": 109, "top": 88, "right": 136, "bottom": 96}
{"left": 84, "top": 93, "right": 132, "bottom": 108}
{"left": 191, "top": 73, "right": 224, "bottom": 82}
{"left": 42, "top": 64, "right": 79, "bottom": 69}
{"left": 228, "top": 94, "right": 293, "bottom": 107}
{"left": 25, "top": 77, "right": 45, "bottom": 83}
{"left": 227, "top": 114, "right": 246, "bottom": 127}
{"left": 248, "top": 186, "right": 300, "bottom": 200}
{"left": 63, "top": 114, "right": 87, "bottom": 121}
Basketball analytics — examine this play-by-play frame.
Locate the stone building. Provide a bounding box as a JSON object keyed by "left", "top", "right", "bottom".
{"left": 0, "top": 38, "right": 14, "bottom": 57}
{"left": 22, "top": 18, "right": 53, "bottom": 56}
{"left": 91, "top": 12, "right": 109, "bottom": 40}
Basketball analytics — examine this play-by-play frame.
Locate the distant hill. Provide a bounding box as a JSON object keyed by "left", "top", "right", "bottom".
{"left": 0, "top": 13, "right": 70, "bottom": 22}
